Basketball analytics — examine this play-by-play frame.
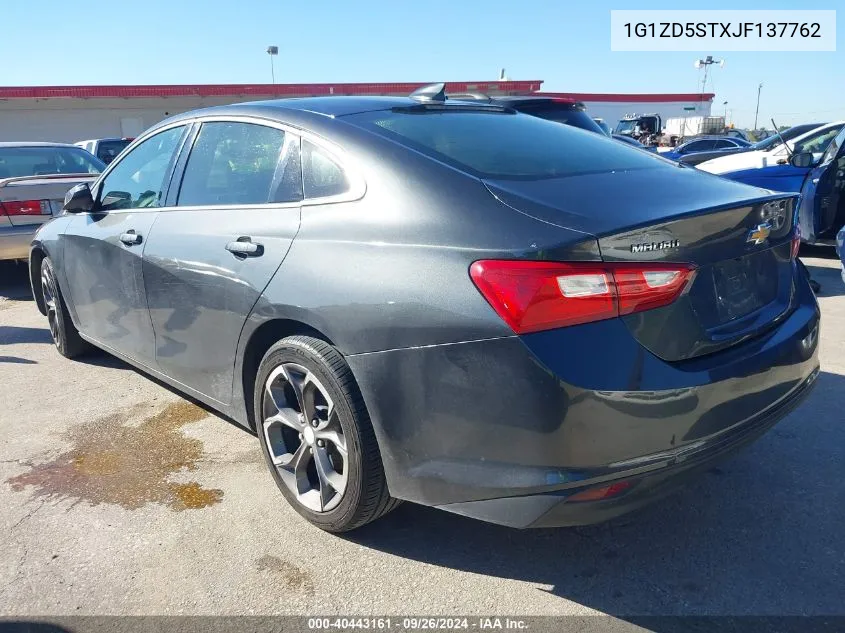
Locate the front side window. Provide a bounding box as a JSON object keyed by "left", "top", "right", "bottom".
{"left": 793, "top": 126, "right": 842, "bottom": 156}
{"left": 819, "top": 127, "right": 845, "bottom": 165}
{"left": 99, "top": 126, "right": 185, "bottom": 211}
{"left": 177, "top": 121, "right": 301, "bottom": 206}
{"left": 302, "top": 140, "right": 349, "bottom": 199}
{"left": 346, "top": 109, "right": 668, "bottom": 180}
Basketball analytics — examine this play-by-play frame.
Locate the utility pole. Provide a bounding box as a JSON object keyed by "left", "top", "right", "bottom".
{"left": 694, "top": 55, "right": 724, "bottom": 95}
{"left": 753, "top": 83, "right": 763, "bottom": 131}
{"left": 267, "top": 46, "right": 279, "bottom": 84}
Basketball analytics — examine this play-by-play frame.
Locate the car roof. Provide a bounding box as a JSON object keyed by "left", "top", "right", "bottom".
{"left": 78, "top": 137, "right": 132, "bottom": 143}
{"left": 0, "top": 141, "right": 80, "bottom": 148}
{"left": 682, "top": 136, "right": 741, "bottom": 142}
{"left": 166, "top": 96, "right": 423, "bottom": 123}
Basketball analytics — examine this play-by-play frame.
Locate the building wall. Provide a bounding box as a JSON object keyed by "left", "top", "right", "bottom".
{"left": 0, "top": 93, "right": 716, "bottom": 143}
{"left": 0, "top": 96, "right": 261, "bottom": 143}
{"left": 582, "top": 100, "right": 713, "bottom": 131}
{"left": 0, "top": 82, "right": 536, "bottom": 143}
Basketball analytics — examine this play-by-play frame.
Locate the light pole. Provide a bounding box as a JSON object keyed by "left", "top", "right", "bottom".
{"left": 722, "top": 100, "right": 728, "bottom": 118}
{"left": 266, "top": 46, "right": 278, "bottom": 84}
{"left": 753, "top": 83, "right": 763, "bottom": 131}
{"left": 694, "top": 56, "right": 725, "bottom": 110}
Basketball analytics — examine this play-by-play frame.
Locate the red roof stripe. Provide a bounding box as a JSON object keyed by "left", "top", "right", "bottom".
{"left": 0, "top": 81, "right": 543, "bottom": 100}
{"left": 538, "top": 92, "right": 715, "bottom": 103}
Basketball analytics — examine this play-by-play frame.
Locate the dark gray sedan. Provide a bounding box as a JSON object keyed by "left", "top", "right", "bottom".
{"left": 29, "top": 89, "right": 819, "bottom": 532}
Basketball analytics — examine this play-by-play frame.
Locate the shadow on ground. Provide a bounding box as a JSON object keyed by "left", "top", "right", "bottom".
{"left": 803, "top": 263, "right": 844, "bottom": 298}
{"left": 348, "top": 370, "right": 845, "bottom": 617}
{"left": 0, "top": 261, "right": 33, "bottom": 301}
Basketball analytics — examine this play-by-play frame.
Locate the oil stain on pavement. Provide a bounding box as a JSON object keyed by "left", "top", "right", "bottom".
{"left": 6, "top": 400, "right": 224, "bottom": 510}
{"left": 256, "top": 555, "right": 315, "bottom": 595}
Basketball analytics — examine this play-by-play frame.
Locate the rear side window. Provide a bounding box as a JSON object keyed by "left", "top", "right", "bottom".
{"left": 96, "top": 140, "right": 132, "bottom": 164}
{"left": 346, "top": 110, "right": 667, "bottom": 180}
{"left": 0, "top": 147, "right": 104, "bottom": 179}
{"left": 713, "top": 139, "right": 737, "bottom": 149}
{"left": 515, "top": 104, "right": 605, "bottom": 135}
{"left": 302, "top": 140, "right": 349, "bottom": 199}
{"left": 177, "top": 122, "right": 302, "bottom": 206}
{"left": 682, "top": 140, "right": 716, "bottom": 153}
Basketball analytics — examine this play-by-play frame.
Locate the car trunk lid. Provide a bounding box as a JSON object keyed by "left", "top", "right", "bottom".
{"left": 484, "top": 168, "right": 799, "bottom": 361}
{"left": 0, "top": 174, "right": 97, "bottom": 227}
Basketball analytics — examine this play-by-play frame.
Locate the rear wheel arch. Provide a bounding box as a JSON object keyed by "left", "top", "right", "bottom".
{"left": 29, "top": 246, "right": 48, "bottom": 315}
{"left": 240, "top": 318, "right": 335, "bottom": 431}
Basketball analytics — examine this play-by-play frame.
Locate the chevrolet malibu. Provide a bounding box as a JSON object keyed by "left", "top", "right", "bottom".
{"left": 29, "top": 88, "right": 820, "bottom": 532}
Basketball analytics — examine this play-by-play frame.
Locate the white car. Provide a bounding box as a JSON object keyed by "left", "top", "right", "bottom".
{"left": 697, "top": 122, "right": 845, "bottom": 175}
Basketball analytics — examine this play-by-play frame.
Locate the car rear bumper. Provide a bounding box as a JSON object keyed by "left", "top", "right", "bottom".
{"left": 437, "top": 365, "right": 817, "bottom": 527}
{"left": 0, "top": 225, "right": 35, "bottom": 261}
{"left": 346, "top": 272, "right": 820, "bottom": 525}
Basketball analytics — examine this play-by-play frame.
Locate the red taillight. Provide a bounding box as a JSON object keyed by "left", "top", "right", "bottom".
{"left": 568, "top": 481, "right": 633, "bottom": 503}
{"left": 469, "top": 260, "right": 696, "bottom": 334}
{"left": 791, "top": 226, "right": 801, "bottom": 260}
{"left": 0, "top": 200, "right": 50, "bottom": 216}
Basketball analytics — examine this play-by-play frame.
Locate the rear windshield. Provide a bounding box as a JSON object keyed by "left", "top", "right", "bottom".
{"left": 345, "top": 109, "right": 667, "bottom": 180}
{"left": 0, "top": 146, "right": 105, "bottom": 179}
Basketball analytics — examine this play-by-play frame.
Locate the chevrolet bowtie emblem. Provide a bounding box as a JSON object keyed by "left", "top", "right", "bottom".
{"left": 747, "top": 222, "right": 772, "bottom": 245}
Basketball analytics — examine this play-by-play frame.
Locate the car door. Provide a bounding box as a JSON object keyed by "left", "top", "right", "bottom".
{"left": 798, "top": 126, "right": 845, "bottom": 243}
{"left": 60, "top": 124, "right": 189, "bottom": 367}
{"left": 141, "top": 118, "right": 302, "bottom": 405}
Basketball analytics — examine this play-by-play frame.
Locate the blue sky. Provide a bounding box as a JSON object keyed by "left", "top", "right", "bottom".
{"left": 1, "top": 0, "right": 841, "bottom": 127}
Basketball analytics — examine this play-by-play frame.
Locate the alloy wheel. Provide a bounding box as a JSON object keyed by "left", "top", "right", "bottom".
{"left": 262, "top": 362, "right": 349, "bottom": 512}
{"left": 41, "top": 265, "right": 59, "bottom": 345}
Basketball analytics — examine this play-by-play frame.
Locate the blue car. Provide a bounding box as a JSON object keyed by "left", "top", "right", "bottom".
{"left": 837, "top": 226, "right": 845, "bottom": 285}
{"left": 795, "top": 125, "right": 845, "bottom": 246}
{"left": 662, "top": 136, "right": 751, "bottom": 162}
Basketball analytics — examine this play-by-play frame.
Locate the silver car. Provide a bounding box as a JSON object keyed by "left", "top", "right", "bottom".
{"left": 0, "top": 142, "right": 103, "bottom": 260}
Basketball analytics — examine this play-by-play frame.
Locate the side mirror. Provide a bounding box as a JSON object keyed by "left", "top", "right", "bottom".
{"left": 790, "top": 152, "right": 814, "bottom": 168}
{"left": 63, "top": 183, "right": 94, "bottom": 213}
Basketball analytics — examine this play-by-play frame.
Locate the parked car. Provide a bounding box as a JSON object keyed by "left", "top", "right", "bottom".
{"left": 75, "top": 137, "right": 134, "bottom": 164}
{"left": 698, "top": 122, "right": 844, "bottom": 176}
{"left": 679, "top": 123, "right": 827, "bottom": 167}
{"left": 30, "top": 88, "right": 819, "bottom": 533}
{"left": 594, "top": 118, "right": 612, "bottom": 136}
{"left": 708, "top": 123, "right": 845, "bottom": 206}
{"left": 661, "top": 136, "right": 752, "bottom": 162}
{"left": 792, "top": 124, "right": 845, "bottom": 246}
{"left": 613, "top": 134, "right": 658, "bottom": 152}
{"left": 0, "top": 142, "right": 104, "bottom": 261}
{"left": 726, "top": 129, "right": 750, "bottom": 142}
{"left": 837, "top": 226, "right": 845, "bottom": 285}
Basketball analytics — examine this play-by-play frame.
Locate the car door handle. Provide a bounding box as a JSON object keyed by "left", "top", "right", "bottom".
{"left": 225, "top": 237, "right": 263, "bottom": 257}
{"left": 119, "top": 231, "right": 142, "bottom": 246}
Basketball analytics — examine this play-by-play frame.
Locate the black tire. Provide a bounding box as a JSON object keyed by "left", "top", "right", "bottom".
{"left": 254, "top": 335, "right": 400, "bottom": 532}
{"left": 40, "top": 257, "right": 89, "bottom": 359}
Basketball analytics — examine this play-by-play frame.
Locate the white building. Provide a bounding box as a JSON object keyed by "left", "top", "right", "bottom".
{"left": 0, "top": 82, "right": 714, "bottom": 143}
{"left": 542, "top": 91, "right": 715, "bottom": 130}
{"left": 0, "top": 81, "right": 543, "bottom": 143}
